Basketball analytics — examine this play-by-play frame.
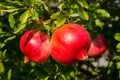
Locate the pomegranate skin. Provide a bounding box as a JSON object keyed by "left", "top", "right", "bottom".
{"left": 51, "top": 23, "right": 91, "bottom": 65}
{"left": 87, "top": 34, "right": 107, "bottom": 57}
{"left": 20, "top": 29, "right": 51, "bottom": 63}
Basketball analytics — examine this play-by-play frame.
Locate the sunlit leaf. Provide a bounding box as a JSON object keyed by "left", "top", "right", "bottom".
{"left": 50, "top": 12, "right": 60, "bottom": 20}
{"left": 44, "top": 76, "right": 50, "bottom": 80}
{"left": 0, "top": 9, "right": 19, "bottom": 13}
{"left": 14, "top": 23, "right": 26, "bottom": 34}
{"left": 78, "top": 8, "right": 85, "bottom": 20}
{"left": 95, "top": 19, "right": 104, "bottom": 29}
{"left": 20, "top": 10, "right": 31, "bottom": 24}
{"left": 116, "top": 43, "right": 120, "bottom": 52}
{"left": 0, "top": 32, "right": 11, "bottom": 38}
{"left": 31, "top": 8, "right": 39, "bottom": 21}
{"left": 4, "top": 36, "right": 16, "bottom": 43}
{"left": 43, "top": 4, "right": 49, "bottom": 13}
{"left": 114, "top": 33, "right": 120, "bottom": 41}
{"left": 70, "top": 9, "right": 79, "bottom": 17}
{"left": 34, "top": 9, "right": 39, "bottom": 21}
{"left": 1, "top": 49, "right": 7, "bottom": 59}
{"left": 8, "top": 14, "right": 15, "bottom": 29}
{"left": 78, "top": 8, "right": 89, "bottom": 20}
{"left": 55, "top": 18, "right": 66, "bottom": 27}
{"left": 58, "top": 2, "right": 65, "bottom": 11}
{"left": 77, "top": 0, "right": 89, "bottom": 9}
{"left": 7, "top": 69, "right": 12, "bottom": 80}
{"left": 82, "top": 9, "right": 89, "bottom": 20}
{"left": 60, "top": 74, "right": 66, "bottom": 80}
{"left": 70, "top": 13, "right": 79, "bottom": 17}
{"left": 30, "top": 62, "right": 36, "bottom": 67}
{"left": 0, "top": 62, "right": 5, "bottom": 74}
{"left": 43, "top": 24, "right": 50, "bottom": 31}
{"left": 69, "top": 71, "right": 75, "bottom": 77}
{"left": 92, "top": 71, "right": 97, "bottom": 75}
{"left": 97, "top": 9, "right": 110, "bottom": 18}
{"left": 0, "top": 1, "right": 23, "bottom": 9}
{"left": 43, "top": 19, "right": 51, "bottom": 24}
{"left": 117, "top": 62, "right": 120, "bottom": 69}
{"left": 107, "top": 61, "right": 113, "bottom": 74}
{"left": 1, "top": 35, "right": 16, "bottom": 48}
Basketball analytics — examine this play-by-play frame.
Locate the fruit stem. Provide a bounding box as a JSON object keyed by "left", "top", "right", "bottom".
{"left": 24, "top": 56, "right": 30, "bottom": 64}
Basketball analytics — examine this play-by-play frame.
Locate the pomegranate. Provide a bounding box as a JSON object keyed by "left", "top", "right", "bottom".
{"left": 87, "top": 34, "right": 107, "bottom": 57}
{"left": 20, "top": 29, "right": 51, "bottom": 63}
{"left": 51, "top": 23, "right": 91, "bottom": 65}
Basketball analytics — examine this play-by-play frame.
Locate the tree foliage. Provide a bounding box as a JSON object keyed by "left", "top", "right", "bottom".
{"left": 0, "top": 0, "right": 120, "bottom": 80}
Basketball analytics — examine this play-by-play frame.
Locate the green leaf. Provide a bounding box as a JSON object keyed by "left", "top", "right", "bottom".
{"left": 55, "top": 18, "right": 66, "bottom": 27}
{"left": 8, "top": 14, "right": 15, "bottom": 29}
{"left": 0, "top": 32, "right": 11, "bottom": 38}
{"left": 30, "top": 62, "right": 36, "bottom": 67}
{"left": 117, "top": 62, "right": 120, "bottom": 69}
{"left": 43, "top": 4, "right": 49, "bottom": 13}
{"left": 43, "top": 24, "right": 51, "bottom": 35}
{"left": 58, "top": 2, "right": 65, "bottom": 11}
{"left": 77, "top": 0, "right": 89, "bottom": 9}
{"left": 116, "top": 43, "right": 120, "bottom": 52}
{"left": 50, "top": 12, "right": 60, "bottom": 20}
{"left": 69, "top": 71, "right": 75, "bottom": 77}
{"left": 1, "top": 49, "right": 7, "bottom": 59}
{"left": 78, "top": 8, "right": 89, "bottom": 20}
{"left": 44, "top": 76, "right": 50, "bottom": 80}
{"left": 78, "top": 8, "right": 85, "bottom": 20}
{"left": 70, "top": 13, "right": 79, "bottom": 17}
{"left": 1, "top": 9, "right": 20, "bottom": 13}
{"left": 70, "top": 9, "right": 79, "bottom": 17}
{"left": 114, "top": 33, "right": 120, "bottom": 41}
{"left": 107, "top": 61, "right": 113, "bottom": 74}
{"left": 30, "top": 8, "right": 39, "bottom": 21}
{"left": 14, "top": 23, "right": 26, "bottom": 34}
{"left": 82, "top": 9, "right": 89, "bottom": 20}
{"left": 34, "top": 9, "right": 39, "bottom": 21}
{"left": 92, "top": 71, "right": 97, "bottom": 75}
{"left": 87, "top": 19, "right": 94, "bottom": 30}
{"left": 20, "top": 10, "right": 31, "bottom": 24}
{"left": 43, "top": 19, "right": 51, "bottom": 25}
{"left": 7, "top": 69, "right": 12, "bottom": 80}
{"left": 0, "top": 62, "right": 5, "bottom": 74}
{"left": 97, "top": 9, "right": 110, "bottom": 18}
{"left": 95, "top": 19, "right": 104, "bottom": 29}
{"left": 1, "top": 36, "right": 16, "bottom": 48}
{"left": 4, "top": 36, "right": 16, "bottom": 43}
{"left": 60, "top": 74, "right": 66, "bottom": 80}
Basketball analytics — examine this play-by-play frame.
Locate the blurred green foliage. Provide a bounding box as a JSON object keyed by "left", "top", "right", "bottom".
{"left": 0, "top": 0, "right": 120, "bottom": 80}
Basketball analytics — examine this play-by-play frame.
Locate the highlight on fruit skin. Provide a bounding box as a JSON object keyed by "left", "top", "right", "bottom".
{"left": 50, "top": 23, "right": 91, "bottom": 65}
{"left": 20, "top": 29, "right": 51, "bottom": 63}
{"left": 87, "top": 34, "right": 107, "bottom": 58}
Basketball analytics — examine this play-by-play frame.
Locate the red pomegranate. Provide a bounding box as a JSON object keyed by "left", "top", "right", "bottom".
{"left": 20, "top": 29, "right": 51, "bottom": 63}
{"left": 87, "top": 34, "right": 107, "bottom": 57}
{"left": 51, "top": 23, "right": 91, "bottom": 65}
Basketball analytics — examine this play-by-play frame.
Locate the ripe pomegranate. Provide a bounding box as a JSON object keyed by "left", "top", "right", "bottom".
{"left": 20, "top": 29, "right": 51, "bottom": 63}
{"left": 51, "top": 23, "right": 91, "bottom": 65}
{"left": 87, "top": 34, "right": 107, "bottom": 58}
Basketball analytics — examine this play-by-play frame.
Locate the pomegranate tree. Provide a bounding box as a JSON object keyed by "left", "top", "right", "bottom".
{"left": 20, "top": 29, "right": 51, "bottom": 63}
{"left": 87, "top": 34, "right": 107, "bottom": 57}
{"left": 51, "top": 23, "right": 91, "bottom": 65}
